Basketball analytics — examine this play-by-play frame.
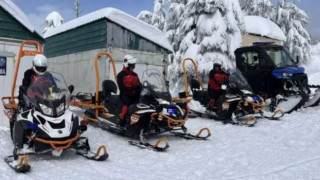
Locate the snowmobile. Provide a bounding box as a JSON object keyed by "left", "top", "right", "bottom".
{"left": 72, "top": 52, "right": 211, "bottom": 151}
{"left": 1, "top": 40, "right": 108, "bottom": 173}
{"left": 177, "top": 58, "right": 283, "bottom": 127}
{"left": 235, "top": 42, "right": 320, "bottom": 113}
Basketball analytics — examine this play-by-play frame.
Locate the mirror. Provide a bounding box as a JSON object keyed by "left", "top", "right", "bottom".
{"left": 295, "top": 56, "right": 300, "bottom": 64}
{"left": 68, "top": 85, "right": 74, "bottom": 94}
{"left": 165, "top": 80, "right": 170, "bottom": 88}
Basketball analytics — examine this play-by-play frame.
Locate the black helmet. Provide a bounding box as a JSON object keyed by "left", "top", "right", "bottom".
{"left": 213, "top": 62, "right": 222, "bottom": 69}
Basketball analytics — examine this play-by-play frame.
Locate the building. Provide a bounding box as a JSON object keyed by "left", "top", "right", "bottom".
{"left": 242, "top": 16, "right": 286, "bottom": 46}
{"left": 43, "top": 8, "right": 173, "bottom": 94}
{"left": 0, "top": 0, "right": 43, "bottom": 127}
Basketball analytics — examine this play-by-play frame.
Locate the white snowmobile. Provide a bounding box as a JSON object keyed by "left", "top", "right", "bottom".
{"left": 1, "top": 40, "right": 108, "bottom": 173}
{"left": 2, "top": 72, "right": 108, "bottom": 173}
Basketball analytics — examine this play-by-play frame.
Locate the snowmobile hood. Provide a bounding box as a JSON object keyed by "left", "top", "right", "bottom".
{"left": 272, "top": 67, "right": 305, "bottom": 79}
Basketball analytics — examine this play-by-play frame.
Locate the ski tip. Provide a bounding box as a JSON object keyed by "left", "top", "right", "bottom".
{"left": 94, "top": 145, "right": 108, "bottom": 161}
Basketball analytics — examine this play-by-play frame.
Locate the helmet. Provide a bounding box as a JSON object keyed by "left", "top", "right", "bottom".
{"left": 213, "top": 62, "right": 222, "bottom": 70}
{"left": 33, "top": 54, "right": 48, "bottom": 75}
{"left": 123, "top": 55, "right": 137, "bottom": 69}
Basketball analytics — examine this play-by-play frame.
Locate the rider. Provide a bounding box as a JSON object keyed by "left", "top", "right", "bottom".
{"left": 207, "top": 62, "right": 229, "bottom": 110}
{"left": 19, "top": 54, "right": 51, "bottom": 109}
{"left": 117, "top": 55, "right": 142, "bottom": 127}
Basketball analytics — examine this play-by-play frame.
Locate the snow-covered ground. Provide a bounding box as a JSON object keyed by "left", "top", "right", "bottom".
{"left": 1, "top": 107, "right": 320, "bottom": 179}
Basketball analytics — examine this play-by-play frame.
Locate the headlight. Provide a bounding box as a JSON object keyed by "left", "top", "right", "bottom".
{"left": 56, "top": 103, "right": 65, "bottom": 115}
{"left": 40, "top": 104, "right": 53, "bottom": 116}
{"left": 283, "top": 73, "right": 293, "bottom": 77}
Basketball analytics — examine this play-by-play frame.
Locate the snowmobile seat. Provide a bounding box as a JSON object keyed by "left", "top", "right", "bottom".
{"left": 102, "top": 80, "right": 122, "bottom": 114}
{"left": 191, "top": 78, "right": 201, "bottom": 90}
{"left": 102, "top": 80, "right": 117, "bottom": 95}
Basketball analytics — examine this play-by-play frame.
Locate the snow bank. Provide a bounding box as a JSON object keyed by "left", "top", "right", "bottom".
{"left": 244, "top": 16, "right": 286, "bottom": 42}
{"left": 43, "top": 7, "right": 173, "bottom": 52}
{"left": 0, "top": 0, "right": 35, "bottom": 33}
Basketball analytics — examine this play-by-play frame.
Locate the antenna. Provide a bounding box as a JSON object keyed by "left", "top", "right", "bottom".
{"left": 75, "top": 0, "right": 80, "bottom": 18}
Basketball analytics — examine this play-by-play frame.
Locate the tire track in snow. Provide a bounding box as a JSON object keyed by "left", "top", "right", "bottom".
{"left": 225, "top": 156, "right": 320, "bottom": 180}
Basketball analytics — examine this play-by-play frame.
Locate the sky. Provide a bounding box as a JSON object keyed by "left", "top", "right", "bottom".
{"left": 11, "top": 0, "right": 320, "bottom": 40}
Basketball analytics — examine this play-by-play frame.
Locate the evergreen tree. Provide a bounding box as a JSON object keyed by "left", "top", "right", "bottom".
{"left": 168, "top": 0, "right": 245, "bottom": 93}
{"left": 43, "top": 11, "right": 64, "bottom": 34}
{"left": 137, "top": 11, "right": 153, "bottom": 25}
{"left": 276, "top": 0, "right": 311, "bottom": 63}
{"left": 239, "top": 0, "right": 275, "bottom": 20}
{"left": 152, "top": 0, "right": 167, "bottom": 31}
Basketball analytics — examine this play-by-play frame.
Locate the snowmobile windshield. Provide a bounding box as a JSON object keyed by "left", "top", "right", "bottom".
{"left": 265, "top": 47, "right": 297, "bottom": 68}
{"left": 26, "top": 72, "right": 70, "bottom": 117}
{"left": 142, "top": 69, "right": 168, "bottom": 93}
{"left": 141, "top": 69, "right": 171, "bottom": 103}
{"left": 228, "top": 69, "right": 252, "bottom": 91}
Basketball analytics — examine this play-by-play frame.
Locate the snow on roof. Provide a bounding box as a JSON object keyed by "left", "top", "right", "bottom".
{"left": 44, "top": 8, "right": 173, "bottom": 52}
{"left": 244, "top": 16, "right": 286, "bottom": 42}
{"left": 0, "top": 0, "right": 35, "bottom": 32}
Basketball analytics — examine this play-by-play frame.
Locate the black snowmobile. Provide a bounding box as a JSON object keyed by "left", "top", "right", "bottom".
{"left": 235, "top": 42, "right": 320, "bottom": 113}
{"left": 178, "top": 58, "right": 283, "bottom": 127}
{"left": 72, "top": 52, "right": 211, "bottom": 151}
{"left": 1, "top": 41, "right": 108, "bottom": 173}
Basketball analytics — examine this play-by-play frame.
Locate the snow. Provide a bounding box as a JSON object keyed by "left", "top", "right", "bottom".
{"left": 244, "top": 16, "right": 286, "bottom": 42}
{"left": 137, "top": 10, "right": 153, "bottom": 25}
{"left": 2, "top": 106, "right": 320, "bottom": 179}
{"left": 43, "top": 7, "right": 173, "bottom": 52}
{"left": 0, "top": 0, "right": 35, "bottom": 33}
{"left": 43, "top": 11, "right": 64, "bottom": 34}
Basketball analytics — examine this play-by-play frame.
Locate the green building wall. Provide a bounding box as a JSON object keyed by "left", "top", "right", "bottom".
{"left": 0, "top": 6, "right": 43, "bottom": 42}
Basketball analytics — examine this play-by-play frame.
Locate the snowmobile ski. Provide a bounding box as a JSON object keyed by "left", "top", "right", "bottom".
{"left": 76, "top": 145, "right": 108, "bottom": 161}
{"left": 304, "top": 85, "right": 320, "bottom": 107}
{"left": 75, "top": 137, "right": 108, "bottom": 161}
{"left": 4, "top": 155, "right": 31, "bottom": 173}
{"left": 231, "top": 116, "right": 257, "bottom": 127}
{"left": 128, "top": 137, "right": 169, "bottom": 152}
{"left": 171, "top": 127, "right": 211, "bottom": 140}
{"left": 260, "top": 110, "right": 284, "bottom": 120}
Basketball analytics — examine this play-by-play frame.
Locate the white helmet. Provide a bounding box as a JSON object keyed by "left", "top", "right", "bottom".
{"left": 123, "top": 55, "right": 138, "bottom": 68}
{"left": 33, "top": 54, "right": 48, "bottom": 75}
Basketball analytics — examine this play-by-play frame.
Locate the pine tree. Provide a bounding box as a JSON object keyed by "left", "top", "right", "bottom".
{"left": 165, "top": 0, "right": 187, "bottom": 51}
{"left": 43, "top": 11, "right": 64, "bottom": 34}
{"left": 239, "top": 0, "right": 275, "bottom": 20}
{"left": 137, "top": 11, "right": 153, "bottom": 25}
{"left": 168, "top": 0, "right": 245, "bottom": 93}
{"left": 276, "top": 0, "right": 311, "bottom": 63}
{"left": 152, "top": 0, "right": 167, "bottom": 31}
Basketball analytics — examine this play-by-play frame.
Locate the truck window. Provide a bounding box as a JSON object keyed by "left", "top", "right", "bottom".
{"left": 238, "top": 51, "right": 261, "bottom": 71}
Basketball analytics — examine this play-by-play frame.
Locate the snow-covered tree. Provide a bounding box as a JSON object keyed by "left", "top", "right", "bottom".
{"left": 43, "top": 11, "right": 64, "bottom": 34}
{"left": 276, "top": 0, "right": 311, "bottom": 63}
{"left": 152, "top": 0, "right": 167, "bottom": 31}
{"left": 137, "top": 11, "right": 153, "bottom": 25}
{"left": 165, "top": 0, "right": 187, "bottom": 51}
{"left": 168, "top": 0, "right": 245, "bottom": 93}
{"left": 239, "top": 0, "right": 275, "bottom": 20}
{"left": 311, "top": 42, "right": 320, "bottom": 57}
